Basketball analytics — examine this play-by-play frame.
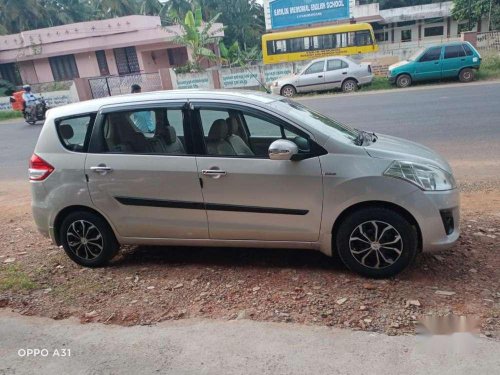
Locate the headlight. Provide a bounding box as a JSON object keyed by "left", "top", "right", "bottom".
{"left": 272, "top": 81, "right": 278, "bottom": 87}
{"left": 384, "top": 161, "right": 456, "bottom": 191}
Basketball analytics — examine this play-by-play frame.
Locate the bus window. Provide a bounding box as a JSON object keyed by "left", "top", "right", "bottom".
{"left": 355, "top": 30, "right": 372, "bottom": 46}
{"left": 304, "top": 37, "right": 310, "bottom": 50}
{"left": 266, "top": 41, "right": 275, "bottom": 55}
{"left": 290, "top": 37, "right": 305, "bottom": 52}
{"left": 322, "top": 34, "right": 335, "bottom": 49}
{"left": 275, "top": 40, "right": 287, "bottom": 53}
{"left": 348, "top": 32, "right": 357, "bottom": 47}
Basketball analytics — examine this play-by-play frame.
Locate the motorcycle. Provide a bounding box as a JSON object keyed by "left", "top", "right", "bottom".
{"left": 9, "top": 94, "right": 49, "bottom": 125}
{"left": 23, "top": 97, "right": 49, "bottom": 125}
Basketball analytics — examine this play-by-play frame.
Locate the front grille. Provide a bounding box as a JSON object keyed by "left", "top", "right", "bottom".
{"left": 440, "top": 209, "right": 455, "bottom": 235}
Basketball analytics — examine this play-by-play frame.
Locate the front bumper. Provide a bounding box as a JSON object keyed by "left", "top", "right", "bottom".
{"left": 404, "top": 188, "right": 460, "bottom": 252}
{"left": 271, "top": 85, "right": 281, "bottom": 95}
{"left": 388, "top": 74, "right": 396, "bottom": 84}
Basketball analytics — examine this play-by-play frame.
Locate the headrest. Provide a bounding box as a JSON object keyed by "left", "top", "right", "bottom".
{"left": 208, "top": 119, "right": 229, "bottom": 140}
{"left": 226, "top": 117, "right": 239, "bottom": 135}
{"left": 162, "top": 126, "right": 177, "bottom": 144}
{"left": 59, "top": 124, "right": 74, "bottom": 140}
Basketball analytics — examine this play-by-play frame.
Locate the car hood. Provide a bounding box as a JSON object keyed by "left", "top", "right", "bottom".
{"left": 363, "top": 134, "right": 452, "bottom": 173}
{"left": 389, "top": 60, "right": 410, "bottom": 70}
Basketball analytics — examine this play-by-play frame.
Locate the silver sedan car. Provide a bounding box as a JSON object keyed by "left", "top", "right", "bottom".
{"left": 30, "top": 90, "right": 459, "bottom": 278}
{"left": 270, "top": 56, "right": 374, "bottom": 97}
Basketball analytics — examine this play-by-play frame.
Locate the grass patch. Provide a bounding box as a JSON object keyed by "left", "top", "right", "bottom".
{"left": 476, "top": 54, "right": 500, "bottom": 80}
{"left": 0, "top": 265, "right": 37, "bottom": 291}
{"left": 0, "top": 110, "right": 23, "bottom": 121}
{"left": 359, "top": 76, "right": 394, "bottom": 92}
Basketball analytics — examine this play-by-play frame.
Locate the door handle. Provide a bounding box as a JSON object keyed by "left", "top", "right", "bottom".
{"left": 202, "top": 169, "right": 227, "bottom": 179}
{"left": 434, "top": 62, "right": 439, "bottom": 64}
{"left": 90, "top": 165, "right": 112, "bottom": 175}
{"left": 342, "top": 72, "right": 347, "bottom": 74}
{"left": 318, "top": 75, "right": 323, "bottom": 78}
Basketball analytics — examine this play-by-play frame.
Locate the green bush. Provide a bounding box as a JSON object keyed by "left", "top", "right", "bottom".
{"left": 0, "top": 110, "right": 23, "bottom": 121}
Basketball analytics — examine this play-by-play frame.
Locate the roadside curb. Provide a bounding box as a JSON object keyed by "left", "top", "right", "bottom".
{"left": 295, "top": 79, "right": 500, "bottom": 100}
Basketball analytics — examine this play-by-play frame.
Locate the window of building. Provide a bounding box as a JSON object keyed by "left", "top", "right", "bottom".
{"left": 113, "top": 47, "right": 140, "bottom": 75}
{"left": 401, "top": 30, "right": 412, "bottom": 42}
{"left": 375, "top": 31, "right": 388, "bottom": 42}
{"left": 0, "top": 63, "right": 21, "bottom": 85}
{"left": 424, "top": 26, "right": 444, "bottom": 37}
{"left": 444, "top": 45, "right": 466, "bottom": 59}
{"left": 167, "top": 47, "right": 188, "bottom": 66}
{"left": 424, "top": 17, "right": 444, "bottom": 24}
{"left": 396, "top": 20, "right": 416, "bottom": 28}
{"left": 419, "top": 46, "right": 442, "bottom": 62}
{"left": 95, "top": 50, "right": 109, "bottom": 76}
{"left": 49, "top": 54, "right": 79, "bottom": 81}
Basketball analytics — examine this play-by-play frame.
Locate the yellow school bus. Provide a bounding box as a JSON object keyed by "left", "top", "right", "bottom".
{"left": 262, "top": 23, "right": 378, "bottom": 64}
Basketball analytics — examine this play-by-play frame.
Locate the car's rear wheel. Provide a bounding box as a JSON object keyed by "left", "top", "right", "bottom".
{"left": 60, "top": 211, "right": 119, "bottom": 267}
{"left": 342, "top": 79, "right": 358, "bottom": 93}
{"left": 459, "top": 68, "right": 474, "bottom": 82}
{"left": 396, "top": 74, "right": 412, "bottom": 88}
{"left": 335, "top": 207, "right": 418, "bottom": 278}
{"left": 280, "top": 85, "right": 296, "bottom": 97}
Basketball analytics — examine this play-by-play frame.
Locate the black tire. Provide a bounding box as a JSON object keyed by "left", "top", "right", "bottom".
{"left": 60, "top": 211, "right": 119, "bottom": 267}
{"left": 396, "top": 74, "right": 412, "bottom": 88}
{"left": 335, "top": 207, "right": 418, "bottom": 278}
{"left": 280, "top": 85, "right": 296, "bottom": 97}
{"left": 341, "top": 78, "right": 358, "bottom": 93}
{"left": 459, "top": 68, "right": 474, "bottom": 82}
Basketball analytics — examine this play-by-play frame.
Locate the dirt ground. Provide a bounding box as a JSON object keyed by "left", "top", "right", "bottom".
{"left": 0, "top": 179, "right": 499, "bottom": 338}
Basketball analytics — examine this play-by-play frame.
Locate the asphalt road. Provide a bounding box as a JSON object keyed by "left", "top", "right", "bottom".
{"left": 1, "top": 312, "right": 498, "bottom": 375}
{"left": 1, "top": 81, "right": 499, "bottom": 180}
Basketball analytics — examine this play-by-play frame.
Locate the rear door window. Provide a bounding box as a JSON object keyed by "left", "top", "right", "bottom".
{"left": 444, "top": 45, "right": 466, "bottom": 59}
{"left": 56, "top": 114, "right": 95, "bottom": 152}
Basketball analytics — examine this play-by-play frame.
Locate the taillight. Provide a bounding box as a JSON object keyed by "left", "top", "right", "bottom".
{"left": 29, "top": 154, "right": 54, "bottom": 181}
{"left": 368, "top": 64, "right": 372, "bottom": 73}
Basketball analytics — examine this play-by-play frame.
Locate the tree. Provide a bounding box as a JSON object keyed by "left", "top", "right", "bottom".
{"left": 197, "top": 0, "right": 264, "bottom": 50}
{"left": 91, "top": 0, "right": 140, "bottom": 19}
{"left": 140, "top": 0, "right": 163, "bottom": 16}
{"left": 219, "top": 41, "right": 261, "bottom": 67}
{"left": 170, "top": 6, "right": 222, "bottom": 72}
{"left": 452, "top": 0, "right": 500, "bottom": 31}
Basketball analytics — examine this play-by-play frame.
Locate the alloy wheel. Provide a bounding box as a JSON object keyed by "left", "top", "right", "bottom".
{"left": 348, "top": 220, "right": 403, "bottom": 269}
{"left": 66, "top": 220, "right": 104, "bottom": 260}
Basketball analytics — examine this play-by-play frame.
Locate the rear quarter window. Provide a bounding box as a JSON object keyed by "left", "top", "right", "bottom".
{"left": 55, "top": 114, "right": 96, "bottom": 152}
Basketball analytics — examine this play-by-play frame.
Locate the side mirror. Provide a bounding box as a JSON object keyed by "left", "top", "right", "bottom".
{"left": 268, "top": 139, "right": 298, "bottom": 161}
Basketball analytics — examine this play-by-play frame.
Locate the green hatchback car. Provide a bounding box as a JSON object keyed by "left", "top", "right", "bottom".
{"left": 388, "top": 42, "right": 481, "bottom": 88}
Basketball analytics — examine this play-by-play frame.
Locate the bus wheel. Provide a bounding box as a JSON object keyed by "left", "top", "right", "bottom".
{"left": 280, "top": 85, "right": 296, "bottom": 97}
{"left": 396, "top": 74, "right": 412, "bottom": 88}
{"left": 342, "top": 79, "right": 358, "bottom": 93}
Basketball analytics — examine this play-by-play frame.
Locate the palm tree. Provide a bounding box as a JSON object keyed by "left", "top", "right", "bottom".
{"left": 0, "top": 0, "right": 45, "bottom": 34}
{"left": 91, "top": 0, "right": 140, "bottom": 19}
{"left": 140, "top": 0, "right": 163, "bottom": 16}
{"left": 169, "top": 6, "right": 222, "bottom": 71}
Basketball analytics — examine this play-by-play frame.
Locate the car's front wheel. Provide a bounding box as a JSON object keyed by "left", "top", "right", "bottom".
{"left": 396, "top": 74, "right": 412, "bottom": 88}
{"left": 280, "top": 85, "right": 296, "bottom": 97}
{"left": 60, "top": 211, "right": 119, "bottom": 267}
{"left": 459, "top": 68, "right": 474, "bottom": 82}
{"left": 335, "top": 207, "right": 418, "bottom": 278}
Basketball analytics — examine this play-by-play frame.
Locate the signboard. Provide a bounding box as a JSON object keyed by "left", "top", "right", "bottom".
{"left": 220, "top": 67, "right": 261, "bottom": 89}
{"left": 175, "top": 72, "right": 211, "bottom": 90}
{"left": 270, "top": 0, "right": 349, "bottom": 30}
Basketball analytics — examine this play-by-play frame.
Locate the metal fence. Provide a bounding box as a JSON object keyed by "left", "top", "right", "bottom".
{"left": 88, "top": 72, "right": 162, "bottom": 99}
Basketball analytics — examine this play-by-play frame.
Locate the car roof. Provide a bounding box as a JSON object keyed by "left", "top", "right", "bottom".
{"left": 48, "top": 90, "right": 282, "bottom": 119}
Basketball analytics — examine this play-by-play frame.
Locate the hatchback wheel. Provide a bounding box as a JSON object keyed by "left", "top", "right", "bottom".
{"left": 459, "top": 68, "right": 474, "bottom": 82}
{"left": 280, "top": 85, "right": 296, "bottom": 97}
{"left": 60, "top": 211, "right": 119, "bottom": 267}
{"left": 342, "top": 79, "right": 358, "bottom": 93}
{"left": 396, "top": 74, "right": 412, "bottom": 88}
{"left": 335, "top": 207, "right": 418, "bottom": 278}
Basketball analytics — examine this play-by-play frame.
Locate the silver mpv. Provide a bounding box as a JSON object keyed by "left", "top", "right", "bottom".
{"left": 30, "top": 90, "right": 459, "bottom": 278}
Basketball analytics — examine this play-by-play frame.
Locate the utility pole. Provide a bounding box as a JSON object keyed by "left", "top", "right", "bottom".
{"left": 468, "top": 0, "right": 472, "bottom": 31}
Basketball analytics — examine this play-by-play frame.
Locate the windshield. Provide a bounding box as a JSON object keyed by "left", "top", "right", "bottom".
{"left": 408, "top": 48, "right": 425, "bottom": 61}
{"left": 272, "top": 99, "right": 358, "bottom": 141}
